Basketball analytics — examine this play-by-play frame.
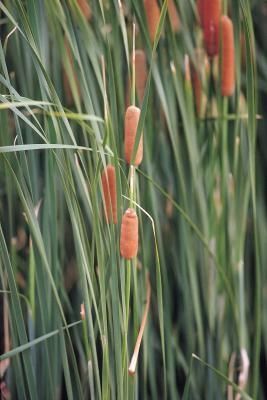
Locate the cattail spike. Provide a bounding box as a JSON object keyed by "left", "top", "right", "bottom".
{"left": 191, "top": 64, "right": 202, "bottom": 115}
{"left": 197, "top": 0, "right": 205, "bottom": 28}
{"left": 101, "top": 165, "right": 117, "bottom": 224}
{"left": 124, "top": 105, "right": 143, "bottom": 166}
{"left": 120, "top": 208, "right": 138, "bottom": 259}
{"left": 168, "top": 0, "right": 180, "bottom": 33}
{"left": 77, "top": 0, "right": 92, "bottom": 21}
{"left": 134, "top": 50, "right": 148, "bottom": 104}
{"left": 101, "top": 55, "right": 108, "bottom": 120}
{"left": 203, "top": 0, "right": 221, "bottom": 57}
{"left": 143, "top": 0, "right": 161, "bottom": 43}
{"left": 221, "top": 15, "right": 235, "bottom": 97}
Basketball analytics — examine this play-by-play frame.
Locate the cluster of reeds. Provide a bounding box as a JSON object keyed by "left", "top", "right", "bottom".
{"left": 192, "top": 0, "right": 236, "bottom": 119}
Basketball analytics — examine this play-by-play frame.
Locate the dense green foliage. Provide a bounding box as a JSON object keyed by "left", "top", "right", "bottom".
{"left": 0, "top": 0, "right": 266, "bottom": 399}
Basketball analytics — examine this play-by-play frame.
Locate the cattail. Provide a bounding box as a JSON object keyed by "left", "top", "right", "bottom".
{"left": 120, "top": 208, "right": 138, "bottom": 259}
{"left": 168, "top": 0, "right": 180, "bottom": 33}
{"left": 135, "top": 50, "right": 148, "bottom": 104}
{"left": 143, "top": 0, "right": 161, "bottom": 43}
{"left": 101, "top": 165, "right": 117, "bottom": 224}
{"left": 191, "top": 49, "right": 209, "bottom": 116}
{"left": 77, "top": 0, "right": 92, "bottom": 21}
{"left": 197, "top": 0, "right": 205, "bottom": 28}
{"left": 63, "top": 37, "right": 80, "bottom": 106}
{"left": 203, "top": 0, "right": 221, "bottom": 57}
{"left": 124, "top": 105, "right": 143, "bottom": 166}
{"left": 221, "top": 15, "right": 235, "bottom": 97}
{"left": 191, "top": 64, "right": 202, "bottom": 115}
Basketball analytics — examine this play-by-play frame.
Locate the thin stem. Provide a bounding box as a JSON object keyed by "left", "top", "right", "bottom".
{"left": 132, "top": 23, "right": 136, "bottom": 106}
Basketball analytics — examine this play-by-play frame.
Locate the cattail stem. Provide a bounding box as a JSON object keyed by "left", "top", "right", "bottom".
{"left": 233, "top": 135, "right": 240, "bottom": 178}
{"left": 205, "top": 58, "right": 215, "bottom": 117}
{"left": 128, "top": 273, "right": 151, "bottom": 375}
{"left": 80, "top": 303, "right": 91, "bottom": 360}
{"left": 132, "top": 23, "right": 136, "bottom": 106}
{"left": 63, "top": 37, "right": 80, "bottom": 106}
{"left": 126, "top": 49, "right": 148, "bottom": 108}
{"left": 220, "top": 95, "right": 229, "bottom": 200}
{"left": 129, "top": 165, "right": 135, "bottom": 209}
{"left": 3, "top": 289, "right": 10, "bottom": 378}
{"left": 101, "top": 55, "right": 108, "bottom": 123}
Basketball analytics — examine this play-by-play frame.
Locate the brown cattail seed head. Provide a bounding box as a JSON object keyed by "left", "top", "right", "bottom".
{"left": 101, "top": 165, "right": 117, "bottom": 224}
{"left": 120, "top": 208, "right": 139, "bottom": 259}
{"left": 135, "top": 50, "right": 148, "bottom": 104}
{"left": 124, "top": 105, "right": 143, "bottom": 166}
{"left": 77, "top": 0, "right": 92, "bottom": 21}
{"left": 221, "top": 15, "right": 235, "bottom": 97}
{"left": 191, "top": 64, "right": 202, "bottom": 115}
{"left": 197, "top": 0, "right": 205, "bottom": 28}
{"left": 143, "top": 0, "right": 161, "bottom": 43}
{"left": 203, "top": 0, "right": 221, "bottom": 57}
{"left": 168, "top": 0, "right": 180, "bottom": 32}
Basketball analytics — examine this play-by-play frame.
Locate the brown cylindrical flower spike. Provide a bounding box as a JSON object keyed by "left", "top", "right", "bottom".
{"left": 197, "top": 0, "right": 205, "bottom": 28}
{"left": 135, "top": 50, "right": 148, "bottom": 104}
{"left": 191, "top": 64, "right": 202, "bottom": 116}
{"left": 143, "top": 0, "right": 161, "bottom": 43}
{"left": 221, "top": 15, "right": 235, "bottom": 97}
{"left": 101, "top": 165, "right": 117, "bottom": 224}
{"left": 203, "top": 0, "right": 221, "bottom": 57}
{"left": 120, "top": 208, "right": 139, "bottom": 259}
{"left": 124, "top": 105, "right": 143, "bottom": 166}
{"left": 77, "top": 0, "right": 92, "bottom": 21}
{"left": 168, "top": 0, "right": 180, "bottom": 33}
